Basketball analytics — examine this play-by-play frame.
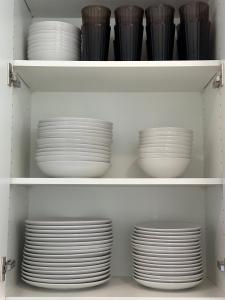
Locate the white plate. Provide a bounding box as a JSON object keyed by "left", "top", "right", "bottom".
{"left": 135, "top": 222, "right": 201, "bottom": 232}
{"left": 38, "top": 126, "right": 112, "bottom": 133}
{"left": 22, "top": 272, "right": 109, "bottom": 284}
{"left": 133, "top": 231, "right": 200, "bottom": 240}
{"left": 26, "top": 227, "right": 112, "bottom": 236}
{"left": 134, "top": 271, "right": 204, "bottom": 283}
{"left": 132, "top": 252, "right": 202, "bottom": 263}
{"left": 37, "top": 144, "right": 111, "bottom": 152}
{"left": 132, "top": 244, "right": 201, "bottom": 253}
{"left": 25, "top": 243, "right": 111, "bottom": 252}
{"left": 22, "top": 262, "right": 110, "bottom": 274}
{"left": 133, "top": 262, "right": 202, "bottom": 272}
{"left": 25, "top": 234, "right": 113, "bottom": 241}
{"left": 22, "top": 268, "right": 109, "bottom": 279}
{"left": 22, "top": 276, "right": 110, "bottom": 289}
{"left": 23, "top": 258, "right": 110, "bottom": 267}
{"left": 23, "top": 255, "right": 110, "bottom": 265}
{"left": 30, "top": 21, "right": 79, "bottom": 32}
{"left": 39, "top": 117, "right": 112, "bottom": 126}
{"left": 133, "top": 265, "right": 203, "bottom": 276}
{"left": 37, "top": 139, "right": 111, "bottom": 148}
{"left": 26, "top": 223, "right": 112, "bottom": 230}
{"left": 37, "top": 161, "right": 111, "bottom": 177}
{"left": 134, "top": 277, "right": 203, "bottom": 290}
{"left": 131, "top": 238, "right": 200, "bottom": 247}
{"left": 133, "top": 248, "right": 201, "bottom": 257}
{"left": 26, "top": 218, "right": 111, "bottom": 226}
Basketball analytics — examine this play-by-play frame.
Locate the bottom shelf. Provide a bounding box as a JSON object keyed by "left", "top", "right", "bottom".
{"left": 7, "top": 277, "right": 225, "bottom": 299}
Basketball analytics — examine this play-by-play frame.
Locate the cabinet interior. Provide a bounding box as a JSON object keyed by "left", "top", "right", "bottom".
{"left": 5, "top": 0, "right": 225, "bottom": 298}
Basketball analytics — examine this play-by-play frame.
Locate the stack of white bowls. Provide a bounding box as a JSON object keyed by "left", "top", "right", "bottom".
{"left": 138, "top": 127, "right": 193, "bottom": 177}
{"left": 27, "top": 21, "right": 81, "bottom": 60}
{"left": 36, "top": 117, "right": 113, "bottom": 177}
{"left": 22, "top": 218, "right": 113, "bottom": 290}
{"left": 131, "top": 222, "right": 204, "bottom": 290}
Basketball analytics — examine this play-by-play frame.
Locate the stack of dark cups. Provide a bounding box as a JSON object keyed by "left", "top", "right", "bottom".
{"left": 145, "top": 4, "right": 175, "bottom": 61}
{"left": 114, "top": 6, "right": 144, "bottom": 60}
{"left": 81, "top": 5, "right": 111, "bottom": 60}
{"left": 178, "top": 1, "right": 210, "bottom": 60}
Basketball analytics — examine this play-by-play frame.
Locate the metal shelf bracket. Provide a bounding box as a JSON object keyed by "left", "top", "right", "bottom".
{"left": 8, "top": 63, "right": 21, "bottom": 88}
{"left": 213, "top": 63, "right": 224, "bottom": 88}
{"left": 217, "top": 259, "right": 225, "bottom": 272}
{"left": 0, "top": 257, "right": 16, "bottom": 282}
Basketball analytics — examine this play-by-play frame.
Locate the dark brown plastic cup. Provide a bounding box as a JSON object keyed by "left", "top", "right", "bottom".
{"left": 145, "top": 4, "right": 175, "bottom": 25}
{"left": 81, "top": 24, "right": 111, "bottom": 60}
{"left": 115, "top": 6, "right": 144, "bottom": 25}
{"left": 179, "top": 20, "right": 211, "bottom": 60}
{"left": 146, "top": 23, "right": 175, "bottom": 60}
{"left": 114, "top": 24, "right": 143, "bottom": 60}
{"left": 179, "top": 1, "right": 209, "bottom": 22}
{"left": 82, "top": 5, "right": 111, "bottom": 25}
{"left": 177, "top": 24, "right": 187, "bottom": 60}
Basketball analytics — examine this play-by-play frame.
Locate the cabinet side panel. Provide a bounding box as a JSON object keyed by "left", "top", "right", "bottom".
{"left": 203, "top": 80, "right": 224, "bottom": 177}
{"left": 205, "top": 186, "right": 225, "bottom": 291}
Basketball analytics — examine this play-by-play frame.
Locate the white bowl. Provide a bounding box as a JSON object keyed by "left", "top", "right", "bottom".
{"left": 36, "top": 155, "right": 110, "bottom": 163}
{"left": 29, "top": 27, "right": 81, "bottom": 35}
{"left": 140, "top": 138, "right": 192, "bottom": 146}
{"left": 139, "top": 147, "right": 192, "bottom": 155}
{"left": 36, "top": 148, "right": 111, "bottom": 155}
{"left": 138, "top": 158, "right": 191, "bottom": 178}
{"left": 39, "top": 122, "right": 112, "bottom": 131}
{"left": 140, "top": 127, "right": 193, "bottom": 134}
{"left": 38, "top": 133, "right": 112, "bottom": 141}
{"left": 37, "top": 161, "right": 111, "bottom": 177}
{"left": 140, "top": 134, "right": 193, "bottom": 141}
{"left": 37, "top": 137, "right": 112, "bottom": 146}
{"left": 30, "top": 21, "right": 78, "bottom": 33}
{"left": 28, "top": 32, "right": 80, "bottom": 40}
{"left": 39, "top": 117, "right": 113, "bottom": 126}
{"left": 28, "top": 52, "right": 79, "bottom": 61}
{"left": 36, "top": 152, "right": 110, "bottom": 159}
{"left": 28, "top": 48, "right": 80, "bottom": 57}
{"left": 139, "top": 153, "right": 191, "bottom": 159}
{"left": 28, "top": 36, "right": 80, "bottom": 45}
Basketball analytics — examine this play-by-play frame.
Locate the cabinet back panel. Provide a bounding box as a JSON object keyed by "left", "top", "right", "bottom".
{"left": 30, "top": 92, "right": 203, "bottom": 178}
{"left": 28, "top": 186, "right": 206, "bottom": 276}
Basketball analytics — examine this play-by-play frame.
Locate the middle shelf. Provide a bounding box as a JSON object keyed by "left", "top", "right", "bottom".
{"left": 10, "top": 178, "right": 222, "bottom": 186}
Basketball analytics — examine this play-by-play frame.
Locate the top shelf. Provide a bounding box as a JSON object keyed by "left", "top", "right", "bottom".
{"left": 25, "top": 0, "right": 209, "bottom": 17}
{"left": 13, "top": 60, "right": 220, "bottom": 93}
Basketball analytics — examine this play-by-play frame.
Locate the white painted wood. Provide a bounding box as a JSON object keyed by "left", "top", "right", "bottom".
{"left": 6, "top": 277, "right": 225, "bottom": 298}
{"left": 13, "top": 60, "right": 220, "bottom": 92}
{"left": 10, "top": 178, "right": 222, "bottom": 186}
{"left": 25, "top": 0, "right": 210, "bottom": 18}
{"left": 0, "top": 0, "right": 14, "bottom": 297}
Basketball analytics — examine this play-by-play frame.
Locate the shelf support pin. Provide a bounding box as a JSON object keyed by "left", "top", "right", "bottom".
{"left": 0, "top": 257, "right": 16, "bottom": 282}
{"left": 217, "top": 259, "right": 225, "bottom": 272}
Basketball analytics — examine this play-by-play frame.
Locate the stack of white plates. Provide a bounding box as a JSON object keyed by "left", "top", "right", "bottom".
{"left": 131, "top": 221, "right": 204, "bottom": 290}
{"left": 36, "top": 117, "right": 113, "bottom": 177}
{"left": 138, "top": 127, "right": 193, "bottom": 177}
{"left": 27, "top": 21, "right": 81, "bottom": 60}
{"left": 22, "top": 218, "right": 113, "bottom": 290}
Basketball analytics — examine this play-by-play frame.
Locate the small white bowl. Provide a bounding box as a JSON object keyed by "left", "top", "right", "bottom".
{"left": 139, "top": 153, "right": 191, "bottom": 159}
{"left": 138, "top": 158, "right": 191, "bottom": 178}
{"left": 36, "top": 155, "right": 110, "bottom": 163}
{"left": 37, "top": 161, "right": 111, "bottom": 177}
{"left": 30, "top": 21, "right": 78, "bottom": 33}
{"left": 139, "top": 147, "right": 191, "bottom": 155}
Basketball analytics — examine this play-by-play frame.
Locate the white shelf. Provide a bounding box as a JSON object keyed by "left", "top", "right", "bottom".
{"left": 13, "top": 60, "right": 220, "bottom": 92}
{"left": 10, "top": 178, "right": 222, "bottom": 186}
{"left": 6, "top": 278, "right": 225, "bottom": 299}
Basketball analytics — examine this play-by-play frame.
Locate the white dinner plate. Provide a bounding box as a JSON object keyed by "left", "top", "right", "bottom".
{"left": 133, "top": 265, "right": 203, "bottom": 276}
{"left": 132, "top": 251, "right": 202, "bottom": 260}
{"left": 134, "top": 277, "right": 203, "bottom": 290}
{"left": 26, "top": 227, "right": 112, "bottom": 234}
{"left": 22, "top": 272, "right": 109, "bottom": 284}
{"left": 133, "top": 231, "right": 200, "bottom": 240}
{"left": 25, "top": 245, "right": 111, "bottom": 254}
{"left": 133, "top": 260, "right": 202, "bottom": 270}
{"left": 22, "top": 276, "right": 110, "bottom": 289}
{"left": 23, "top": 255, "right": 110, "bottom": 266}
{"left": 22, "top": 262, "right": 110, "bottom": 274}
{"left": 135, "top": 222, "right": 201, "bottom": 232}
{"left": 132, "top": 244, "right": 201, "bottom": 253}
{"left": 25, "top": 231, "right": 112, "bottom": 238}
{"left": 22, "top": 268, "right": 109, "bottom": 280}
{"left": 131, "top": 238, "right": 200, "bottom": 247}
{"left": 132, "top": 253, "right": 202, "bottom": 264}
{"left": 23, "top": 258, "right": 110, "bottom": 267}
{"left": 134, "top": 271, "right": 204, "bottom": 283}
{"left": 26, "top": 218, "right": 111, "bottom": 226}
{"left": 26, "top": 223, "right": 112, "bottom": 230}
{"left": 25, "top": 236, "right": 113, "bottom": 242}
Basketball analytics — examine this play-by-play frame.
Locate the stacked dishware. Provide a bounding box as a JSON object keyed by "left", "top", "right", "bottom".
{"left": 138, "top": 127, "right": 193, "bottom": 177}
{"left": 131, "top": 221, "right": 204, "bottom": 290}
{"left": 81, "top": 6, "right": 111, "bottom": 60}
{"left": 145, "top": 4, "right": 175, "bottom": 60}
{"left": 178, "top": 1, "right": 210, "bottom": 60}
{"left": 114, "top": 6, "right": 144, "bottom": 61}
{"left": 21, "top": 218, "right": 113, "bottom": 290}
{"left": 27, "top": 21, "right": 81, "bottom": 61}
{"left": 36, "top": 117, "right": 113, "bottom": 177}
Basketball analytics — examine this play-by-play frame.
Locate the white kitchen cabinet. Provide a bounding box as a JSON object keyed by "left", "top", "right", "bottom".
{"left": 1, "top": 0, "right": 225, "bottom": 299}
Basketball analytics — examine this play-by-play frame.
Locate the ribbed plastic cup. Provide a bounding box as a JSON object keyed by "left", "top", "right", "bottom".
{"left": 179, "top": 1, "right": 209, "bottom": 22}
{"left": 179, "top": 20, "right": 211, "bottom": 60}
{"left": 114, "top": 24, "right": 143, "bottom": 60}
{"left": 115, "top": 6, "right": 144, "bottom": 25}
{"left": 146, "top": 23, "right": 175, "bottom": 60}
{"left": 81, "top": 24, "right": 111, "bottom": 60}
{"left": 82, "top": 5, "right": 111, "bottom": 25}
{"left": 145, "top": 4, "right": 175, "bottom": 25}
